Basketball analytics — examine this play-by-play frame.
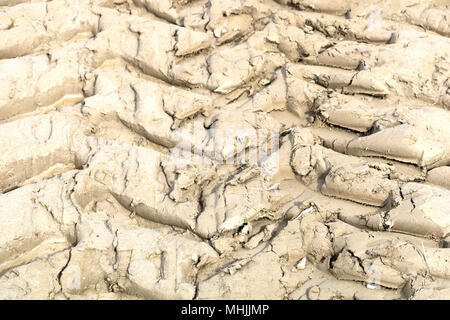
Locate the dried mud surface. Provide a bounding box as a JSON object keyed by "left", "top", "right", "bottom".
{"left": 0, "top": 0, "right": 449, "bottom": 300}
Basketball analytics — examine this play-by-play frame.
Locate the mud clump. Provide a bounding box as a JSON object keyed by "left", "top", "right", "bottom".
{"left": 0, "top": 0, "right": 449, "bottom": 300}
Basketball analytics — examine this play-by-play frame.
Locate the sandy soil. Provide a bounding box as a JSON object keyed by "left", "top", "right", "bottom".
{"left": 0, "top": 0, "right": 449, "bottom": 300}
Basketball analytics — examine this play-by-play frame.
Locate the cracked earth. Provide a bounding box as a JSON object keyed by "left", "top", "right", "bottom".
{"left": 0, "top": 0, "right": 449, "bottom": 300}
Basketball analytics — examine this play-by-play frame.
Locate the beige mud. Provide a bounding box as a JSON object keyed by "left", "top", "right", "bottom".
{"left": 0, "top": 0, "right": 449, "bottom": 300}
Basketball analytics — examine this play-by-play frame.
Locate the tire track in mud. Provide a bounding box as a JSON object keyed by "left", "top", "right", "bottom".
{"left": 0, "top": 0, "right": 449, "bottom": 300}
